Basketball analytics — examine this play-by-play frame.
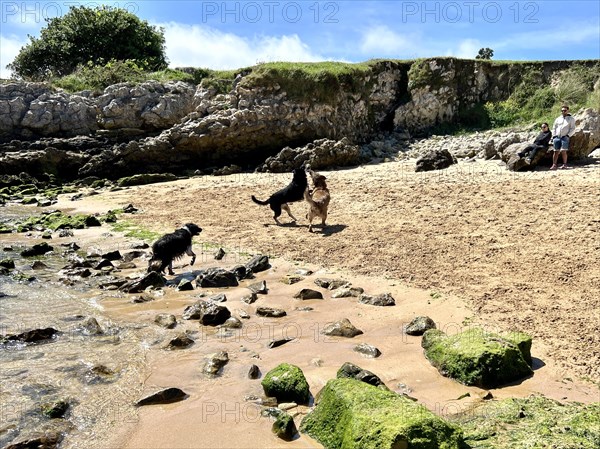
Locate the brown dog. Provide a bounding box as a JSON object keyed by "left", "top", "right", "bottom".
{"left": 304, "top": 169, "right": 330, "bottom": 232}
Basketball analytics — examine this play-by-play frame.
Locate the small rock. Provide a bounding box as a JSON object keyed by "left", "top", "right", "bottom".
{"left": 5, "top": 328, "right": 60, "bottom": 343}
{"left": 117, "top": 261, "right": 136, "bottom": 269}
{"left": 41, "top": 400, "right": 69, "bottom": 418}
{"left": 77, "top": 317, "right": 104, "bottom": 335}
{"left": 120, "top": 271, "right": 165, "bottom": 293}
{"left": 268, "top": 338, "right": 294, "bottom": 349}
{"left": 197, "top": 268, "right": 239, "bottom": 288}
{"left": 21, "top": 242, "right": 53, "bottom": 257}
{"left": 248, "top": 364, "right": 261, "bottom": 379}
{"left": 281, "top": 275, "right": 303, "bottom": 285}
{"left": 237, "top": 309, "right": 251, "bottom": 319}
{"left": 245, "top": 255, "right": 270, "bottom": 273}
{"left": 358, "top": 293, "right": 395, "bottom": 306}
{"left": 354, "top": 343, "right": 381, "bottom": 358}
{"left": 214, "top": 248, "right": 225, "bottom": 260}
{"left": 182, "top": 300, "right": 231, "bottom": 325}
{"left": 166, "top": 334, "right": 194, "bottom": 350}
{"left": 322, "top": 318, "right": 363, "bottom": 338}
{"left": 241, "top": 292, "right": 258, "bottom": 304}
{"left": 481, "top": 391, "right": 494, "bottom": 400}
{"left": 4, "top": 432, "right": 62, "bottom": 449}
{"left": 94, "top": 259, "right": 114, "bottom": 270}
{"left": 31, "top": 261, "right": 48, "bottom": 270}
{"left": 132, "top": 293, "right": 154, "bottom": 303}
{"left": 136, "top": 387, "right": 188, "bottom": 406}
{"left": 123, "top": 204, "right": 138, "bottom": 214}
{"left": 123, "top": 250, "right": 145, "bottom": 261}
{"left": 220, "top": 317, "right": 242, "bottom": 329}
{"left": 405, "top": 316, "right": 436, "bottom": 336}
{"left": 204, "top": 351, "right": 229, "bottom": 376}
{"left": 101, "top": 250, "right": 122, "bottom": 261}
{"left": 248, "top": 280, "right": 268, "bottom": 294}
{"left": 154, "top": 314, "right": 177, "bottom": 329}
{"left": 295, "top": 268, "right": 313, "bottom": 276}
{"left": 294, "top": 288, "right": 323, "bottom": 300}
{"left": 331, "top": 287, "right": 364, "bottom": 298}
{"left": 314, "top": 278, "right": 348, "bottom": 290}
{"left": 256, "top": 307, "right": 287, "bottom": 318}
{"left": 208, "top": 293, "right": 227, "bottom": 303}
{"left": 0, "top": 259, "right": 15, "bottom": 270}
{"left": 272, "top": 412, "right": 297, "bottom": 441}
{"left": 177, "top": 279, "right": 194, "bottom": 291}
{"left": 278, "top": 402, "right": 297, "bottom": 411}
{"left": 337, "top": 362, "right": 384, "bottom": 387}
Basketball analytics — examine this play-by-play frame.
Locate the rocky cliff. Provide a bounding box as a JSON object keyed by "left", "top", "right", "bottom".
{"left": 0, "top": 58, "right": 597, "bottom": 180}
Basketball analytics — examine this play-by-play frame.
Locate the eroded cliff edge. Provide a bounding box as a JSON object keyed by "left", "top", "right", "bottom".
{"left": 1, "top": 58, "right": 597, "bottom": 180}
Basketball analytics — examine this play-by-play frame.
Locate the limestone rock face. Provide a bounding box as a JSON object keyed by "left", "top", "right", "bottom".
{"left": 300, "top": 378, "right": 464, "bottom": 449}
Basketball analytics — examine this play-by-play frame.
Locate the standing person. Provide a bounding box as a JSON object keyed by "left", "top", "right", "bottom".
{"left": 551, "top": 105, "right": 576, "bottom": 169}
{"left": 518, "top": 122, "right": 552, "bottom": 164}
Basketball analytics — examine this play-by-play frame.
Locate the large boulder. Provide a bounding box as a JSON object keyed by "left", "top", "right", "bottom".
{"left": 415, "top": 149, "right": 456, "bottom": 172}
{"left": 256, "top": 138, "right": 361, "bottom": 173}
{"left": 421, "top": 328, "right": 533, "bottom": 388}
{"left": 261, "top": 363, "right": 310, "bottom": 404}
{"left": 300, "top": 378, "right": 464, "bottom": 449}
{"left": 570, "top": 108, "right": 600, "bottom": 158}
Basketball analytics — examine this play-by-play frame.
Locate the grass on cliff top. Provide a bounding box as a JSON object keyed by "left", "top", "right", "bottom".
{"left": 240, "top": 61, "right": 378, "bottom": 102}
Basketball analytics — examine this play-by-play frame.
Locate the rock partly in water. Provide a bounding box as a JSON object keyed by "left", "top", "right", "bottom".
{"left": 421, "top": 328, "right": 533, "bottom": 388}
{"left": 4, "top": 327, "right": 60, "bottom": 344}
{"left": 182, "top": 300, "right": 231, "bottom": 325}
{"left": 4, "top": 432, "right": 62, "bottom": 449}
{"left": 20, "top": 242, "right": 53, "bottom": 257}
{"left": 120, "top": 271, "right": 165, "bottom": 293}
{"left": 261, "top": 363, "right": 310, "bottom": 404}
{"left": 300, "top": 378, "right": 464, "bottom": 449}
{"left": 41, "top": 400, "right": 70, "bottom": 418}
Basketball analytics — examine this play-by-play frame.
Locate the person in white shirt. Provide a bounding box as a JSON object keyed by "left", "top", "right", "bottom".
{"left": 551, "top": 105, "right": 576, "bottom": 170}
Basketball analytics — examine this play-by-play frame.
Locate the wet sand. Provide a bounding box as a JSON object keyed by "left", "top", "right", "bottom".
{"left": 52, "top": 158, "right": 599, "bottom": 448}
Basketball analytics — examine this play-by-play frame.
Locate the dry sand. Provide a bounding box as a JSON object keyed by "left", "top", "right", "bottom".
{"left": 61, "top": 158, "right": 599, "bottom": 448}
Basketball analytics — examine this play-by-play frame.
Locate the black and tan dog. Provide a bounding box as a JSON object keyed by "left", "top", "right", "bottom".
{"left": 304, "top": 169, "right": 330, "bottom": 232}
{"left": 147, "top": 223, "right": 202, "bottom": 275}
{"left": 251, "top": 168, "right": 308, "bottom": 224}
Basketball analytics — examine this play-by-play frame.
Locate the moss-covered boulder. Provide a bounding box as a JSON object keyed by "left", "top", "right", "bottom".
{"left": 421, "top": 328, "right": 533, "bottom": 388}
{"left": 453, "top": 395, "right": 600, "bottom": 449}
{"left": 117, "top": 173, "right": 177, "bottom": 187}
{"left": 261, "top": 363, "right": 310, "bottom": 404}
{"left": 272, "top": 411, "right": 298, "bottom": 441}
{"left": 300, "top": 378, "right": 463, "bottom": 449}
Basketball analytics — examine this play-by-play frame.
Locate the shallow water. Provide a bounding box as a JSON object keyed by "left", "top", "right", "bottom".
{"left": 0, "top": 205, "right": 156, "bottom": 448}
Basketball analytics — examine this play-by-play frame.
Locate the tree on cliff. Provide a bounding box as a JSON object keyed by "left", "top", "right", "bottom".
{"left": 476, "top": 48, "right": 494, "bottom": 60}
{"left": 8, "top": 6, "right": 167, "bottom": 80}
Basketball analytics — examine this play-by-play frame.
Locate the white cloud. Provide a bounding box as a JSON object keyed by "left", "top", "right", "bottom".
{"left": 446, "top": 39, "right": 482, "bottom": 59}
{"left": 160, "top": 22, "right": 326, "bottom": 69}
{"left": 0, "top": 34, "right": 27, "bottom": 79}
{"left": 495, "top": 24, "right": 599, "bottom": 51}
{"left": 359, "top": 25, "right": 414, "bottom": 57}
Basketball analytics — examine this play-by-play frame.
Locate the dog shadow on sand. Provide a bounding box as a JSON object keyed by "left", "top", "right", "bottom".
{"left": 264, "top": 222, "right": 347, "bottom": 236}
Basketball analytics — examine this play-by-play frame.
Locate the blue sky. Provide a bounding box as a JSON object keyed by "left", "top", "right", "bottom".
{"left": 1, "top": 1, "right": 599, "bottom": 77}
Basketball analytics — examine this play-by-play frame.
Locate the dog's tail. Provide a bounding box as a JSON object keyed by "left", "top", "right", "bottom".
{"left": 251, "top": 195, "right": 269, "bottom": 206}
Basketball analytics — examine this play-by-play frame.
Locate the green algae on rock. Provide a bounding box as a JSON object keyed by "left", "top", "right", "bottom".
{"left": 261, "top": 363, "right": 310, "bottom": 405}
{"left": 117, "top": 173, "right": 177, "bottom": 187}
{"left": 453, "top": 395, "right": 600, "bottom": 449}
{"left": 421, "top": 328, "right": 533, "bottom": 388}
{"left": 300, "top": 378, "right": 463, "bottom": 449}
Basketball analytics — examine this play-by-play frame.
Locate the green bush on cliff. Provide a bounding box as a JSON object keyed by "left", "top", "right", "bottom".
{"left": 9, "top": 5, "right": 167, "bottom": 80}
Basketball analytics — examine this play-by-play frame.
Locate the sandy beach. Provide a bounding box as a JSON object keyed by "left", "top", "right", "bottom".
{"left": 45, "top": 158, "right": 599, "bottom": 448}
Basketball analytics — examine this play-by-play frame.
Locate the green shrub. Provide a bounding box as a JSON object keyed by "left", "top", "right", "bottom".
{"left": 54, "top": 59, "right": 146, "bottom": 92}
{"left": 484, "top": 99, "right": 520, "bottom": 128}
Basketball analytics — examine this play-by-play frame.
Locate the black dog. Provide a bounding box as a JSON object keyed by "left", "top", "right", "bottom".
{"left": 252, "top": 168, "right": 308, "bottom": 224}
{"left": 147, "top": 223, "right": 202, "bottom": 275}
